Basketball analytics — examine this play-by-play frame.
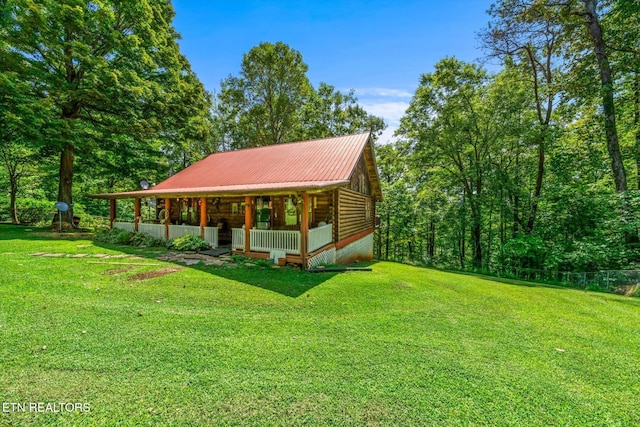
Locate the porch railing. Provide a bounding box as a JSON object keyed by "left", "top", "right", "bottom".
{"left": 169, "top": 224, "right": 218, "bottom": 247}
{"left": 138, "top": 223, "right": 165, "bottom": 240}
{"left": 232, "top": 228, "right": 301, "bottom": 255}
{"left": 308, "top": 223, "right": 333, "bottom": 252}
{"left": 112, "top": 221, "right": 135, "bottom": 232}
{"left": 130, "top": 223, "right": 218, "bottom": 247}
{"left": 251, "top": 229, "right": 301, "bottom": 254}
{"left": 232, "top": 228, "right": 245, "bottom": 250}
{"left": 203, "top": 227, "right": 218, "bottom": 247}
{"left": 168, "top": 224, "right": 201, "bottom": 240}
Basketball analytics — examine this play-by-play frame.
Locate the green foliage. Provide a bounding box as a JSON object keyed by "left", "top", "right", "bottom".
{"left": 93, "top": 227, "right": 131, "bottom": 245}
{"left": 5, "top": 198, "right": 53, "bottom": 225}
{"left": 129, "top": 232, "right": 164, "bottom": 248}
{"left": 499, "top": 235, "right": 547, "bottom": 270}
{"left": 114, "top": 230, "right": 133, "bottom": 245}
{"left": 166, "top": 234, "right": 210, "bottom": 252}
{"left": 2, "top": 0, "right": 212, "bottom": 224}
{"left": 213, "top": 41, "right": 385, "bottom": 150}
{"left": 94, "top": 228, "right": 164, "bottom": 248}
{"left": 215, "top": 41, "right": 312, "bottom": 149}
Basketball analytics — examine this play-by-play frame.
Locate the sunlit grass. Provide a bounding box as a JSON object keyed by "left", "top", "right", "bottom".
{"left": 1, "top": 224, "right": 638, "bottom": 426}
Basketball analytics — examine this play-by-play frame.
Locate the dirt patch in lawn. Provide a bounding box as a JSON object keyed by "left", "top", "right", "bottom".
{"left": 104, "top": 267, "right": 135, "bottom": 276}
{"left": 32, "top": 231, "right": 94, "bottom": 240}
{"left": 128, "top": 266, "right": 183, "bottom": 281}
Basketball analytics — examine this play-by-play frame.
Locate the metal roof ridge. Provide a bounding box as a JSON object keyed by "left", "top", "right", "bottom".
{"left": 208, "top": 131, "right": 371, "bottom": 156}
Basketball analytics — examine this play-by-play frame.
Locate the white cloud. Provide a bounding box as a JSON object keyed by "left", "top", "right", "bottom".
{"left": 350, "top": 87, "right": 414, "bottom": 98}
{"left": 375, "top": 126, "right": 399, "bottom": 145}
{"left": 339, "top": 86, "right": 413, "bottom": 145}
{"left": 360, "top": 101, "right": 410, "bottom": 126}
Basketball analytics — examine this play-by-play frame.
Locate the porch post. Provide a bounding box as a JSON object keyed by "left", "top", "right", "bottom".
{"left": 301, "top": 193, "right": 309, "bottom": 267}
{"left": 109, "top": 199, "right": 116, "bottom": 228}
{"left": 200, "top": 197, "right": 207, "bottom": 239}
{"left": 244, "top": 196, "right": 252, "bottom": 252}
{"left": 134, "top": 198, "right": 141, "bottom": 232}
{"left": 164, "top": 198, "right": 171, "bottom": 240}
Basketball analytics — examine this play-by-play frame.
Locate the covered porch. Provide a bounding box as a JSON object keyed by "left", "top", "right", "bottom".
{"left": 106, "top": 191, "right": 336, "bottom": 267}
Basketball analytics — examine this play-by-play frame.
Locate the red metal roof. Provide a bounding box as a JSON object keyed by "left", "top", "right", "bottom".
{"left": 93, "top": 132, "right": 381, "bottom": 199}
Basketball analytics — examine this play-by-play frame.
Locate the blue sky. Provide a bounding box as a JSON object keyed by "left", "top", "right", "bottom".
{"left": 172, "top": 0, "right": 495, "bottom": 143}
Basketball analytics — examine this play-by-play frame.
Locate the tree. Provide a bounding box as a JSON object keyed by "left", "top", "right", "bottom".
{"left": 213, "top": 42, "right": 385, "bottom": 150}
{"left": 0, "top": 38, "right": 49, "bottom": 224}
{"left": 3, "top": 0, "right": 211, "bottom": 225}
{"left": 215, "top": 41, "right": 313, "bottom": 149}
{"left": 301, "top": 83, "right": 386, "bottom": 140}
{"left": 481, "top": 0, "right": 565, "bottom": 234}
{"left": 582, "top": 0, "right": 628, "bottom": 192}
{"left": 398, "top": 58, "right": 493, "bottom": 268}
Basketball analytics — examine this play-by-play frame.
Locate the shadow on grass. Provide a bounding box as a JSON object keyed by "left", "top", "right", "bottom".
{"left": 452, "top": 270, "right": 570, "bottom": 290}
{"left": 0, "top": 224, "right": 93, "bottom": 241}
{"left": 2, "top": 224, "right": 361, "bottom": 297}
{"left": 187, "top": 262, "right": 340, "bottom": 297}
{"left": 91, "top": 244, "right": 341, "bottom": 297}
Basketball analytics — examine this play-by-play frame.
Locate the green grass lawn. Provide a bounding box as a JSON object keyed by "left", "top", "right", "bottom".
{"left": 1, "top": 224, "right": 639, "bottom": 426}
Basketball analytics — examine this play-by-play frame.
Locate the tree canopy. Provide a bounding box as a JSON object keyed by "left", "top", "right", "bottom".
{"left": 213, "top": 41, "right": 385, "bottom": 150}
{"left": 2, "top": 0, "right": 212, "bottom": 224}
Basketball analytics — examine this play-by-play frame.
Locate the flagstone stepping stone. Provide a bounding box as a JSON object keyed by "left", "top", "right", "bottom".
{"left": 43, "top": 253, "right": 65, "bottom": 257}
{"left": 76, "top": 244, "right": 92, "bottom": 248}
{"left": 205, "top": 259, "right": 226, "bottom": 266}
{"left": 69, "top": 254, "right": 89, "bottom": 258}
{"left": 31, "top": 252, "right": 48, "bottom": 256}
{"left": 179, "top": 259, "right": 201, "bottom": 266}
{"left": 92, "top": 254, "right": 110, "bottom": 258}
{"left": 1, "top": 252, "right": 14, "bottom": 255}
{"left": 183, "top": 254, "right": 210, "bottom": 260}
{"left": 109, "top": 254, "right": 129, "bottom": 258}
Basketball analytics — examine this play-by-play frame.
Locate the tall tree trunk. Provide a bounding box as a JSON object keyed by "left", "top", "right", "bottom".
{"left": 526, "top": 132, "right": 545, "bottom": 233}
{"left": 471, "top": 203, "right": 482, "bottom": 269}
{"left": 634, "top": 71, "right": 640, "bottom": 189}
{"left": 513, "top": 152, "right": 520, "bottom": 237}
{"left": 385, "top": 210, "right": 390, "bottom": 260}
{"left": 584, "top": 0, "right": 638, "bottom": 245}
{"left": 57, "top": 143, "right": 75, "bottom": 226}
{"left": 10, "top": 176, "right": 18, "bottom": 224}
{"left": 459, "top": 196, "right": 466, "bottom": 269}
{"left": 584, "top": 0, "right": 627, "bottom": 192}
{"left": 428, "top": 219, "right": 435, "bottom": 258}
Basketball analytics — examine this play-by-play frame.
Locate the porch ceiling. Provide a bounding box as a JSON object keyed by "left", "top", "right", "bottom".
{"left": 90, "top": 181, "right": 349, "bottom": 200}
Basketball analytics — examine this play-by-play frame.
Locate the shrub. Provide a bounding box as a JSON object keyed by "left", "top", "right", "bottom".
{"left": 16, "top": 198, "right": 55, "bottom": 225}
{"left": 115, "top": 230, "right": 133, "bottom": 245}
{"left": 166, "top": 234, "right": 210, "bottom": 252}
{"left": 129, "top": 232, "right": 164, "bottom": 247}
{"left": 94, "top": 227, "right": 127, "bottom": 244}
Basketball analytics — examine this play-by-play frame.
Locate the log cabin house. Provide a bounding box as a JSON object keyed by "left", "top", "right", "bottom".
{"left": 91, "top": 132, "right": 382, "bottom": 269}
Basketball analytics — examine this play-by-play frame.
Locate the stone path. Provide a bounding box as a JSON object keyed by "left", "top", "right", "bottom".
{"left": 29, "top": 251, "right": 237, "bottom": 266}
{"left": 157, "top": 252, "right": 234, "bottom": 266}
{"left": 30, "top": 252, "right": 143, "bottom": 260}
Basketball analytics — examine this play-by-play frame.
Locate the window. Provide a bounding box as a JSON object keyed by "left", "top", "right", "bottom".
{"left": 365, "top": 199, "right": 371, "bottom": 221}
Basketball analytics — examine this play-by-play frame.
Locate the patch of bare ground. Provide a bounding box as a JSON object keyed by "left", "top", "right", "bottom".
{"left": 33, "top": 231, "right": 94, "bottom": 239}
{"left": 104, "top": 267, "right": 135, "bottom": 276}
{"left": 128, "top": 266, "right": 183, "bottom": 281}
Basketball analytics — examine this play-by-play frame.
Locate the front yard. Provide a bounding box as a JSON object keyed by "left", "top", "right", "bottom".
{"left": 0, "top": 225, "right": 638, "bottom": 425}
